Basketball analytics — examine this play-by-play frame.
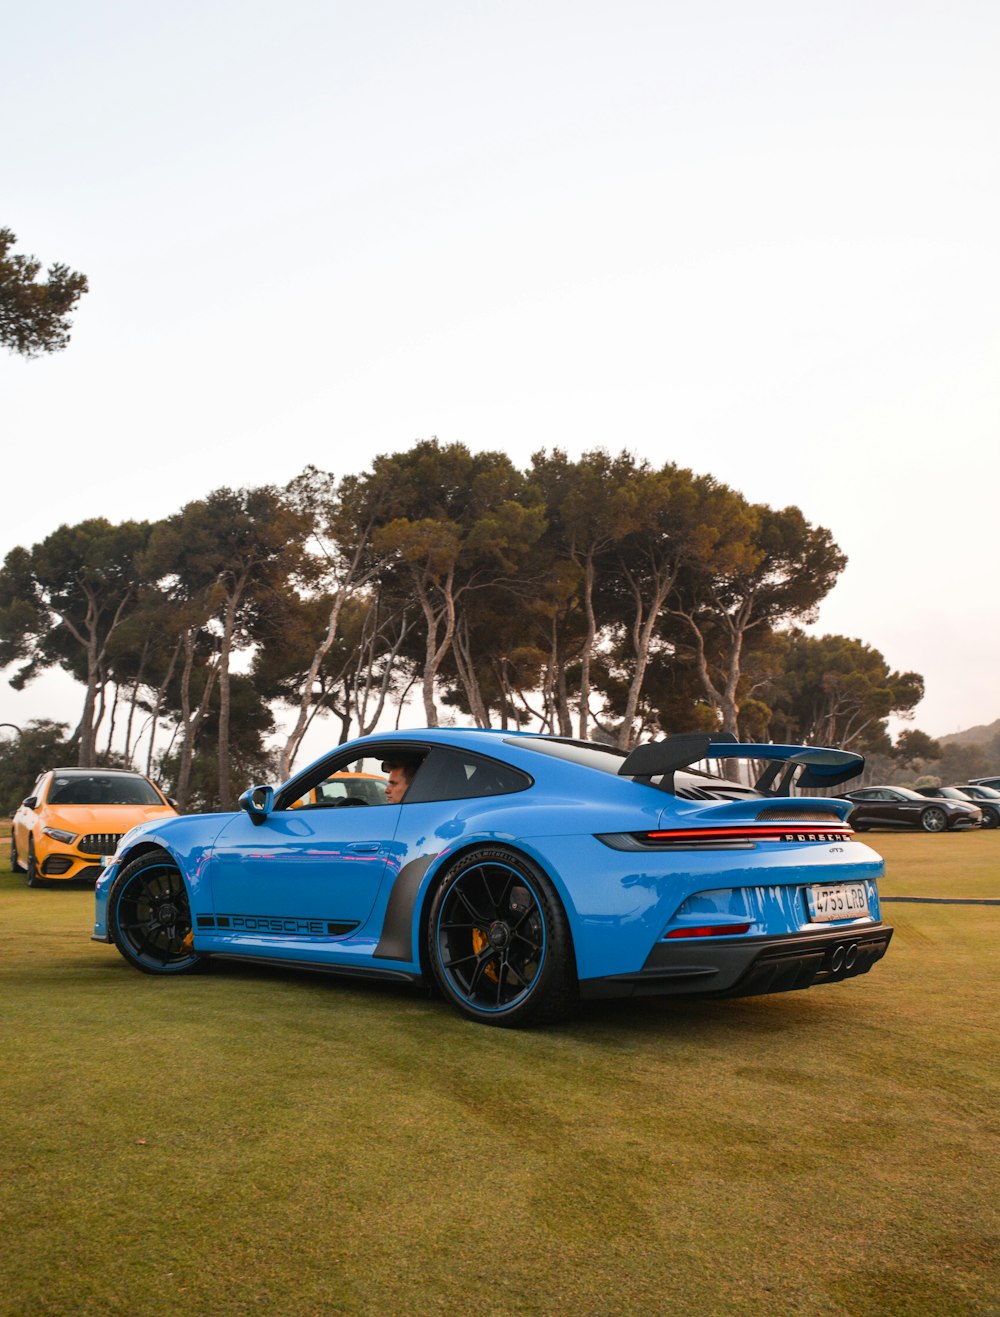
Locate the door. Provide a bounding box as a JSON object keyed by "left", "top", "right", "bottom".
{"left": 207, "top": 803, "right": 401, "bottom": 937}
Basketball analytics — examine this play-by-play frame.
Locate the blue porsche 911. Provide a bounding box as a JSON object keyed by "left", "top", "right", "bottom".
{"left": 92, "top": 729, "right": 892, "bottom": 1027}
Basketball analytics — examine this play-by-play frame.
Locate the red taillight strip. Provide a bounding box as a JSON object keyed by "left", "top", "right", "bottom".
{"left": 645, "top": 824, "right": 852, "bottom": 842}
{"left": 666, "top": 923, "right": 753, "bottom": 938}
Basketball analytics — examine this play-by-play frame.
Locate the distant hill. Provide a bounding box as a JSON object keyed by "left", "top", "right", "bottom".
{"left": 938, "top": 718, "right": 1000, "bottom": 747}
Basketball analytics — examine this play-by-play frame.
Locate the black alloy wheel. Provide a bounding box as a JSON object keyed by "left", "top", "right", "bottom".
{"left": 108, "top": 852, "right": 205, "bottom": 975}
{"left": 920, "top": 807, "right": 948, "bottom": 833}
{"left": 981, "top": 806, "right": 1000, "bottom": 830}
{"left": 427, "top": 846, "right": 576, "bottom": 1028}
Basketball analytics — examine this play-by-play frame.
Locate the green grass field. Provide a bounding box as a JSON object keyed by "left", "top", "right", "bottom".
{"left": 1, "top": 831, "right": 998, "bottom": 1315}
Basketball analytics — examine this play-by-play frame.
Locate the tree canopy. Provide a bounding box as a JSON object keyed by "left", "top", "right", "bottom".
{"left": 0, "top": 227, "right": 88, "bottom": 357}
{"left": 0, "top": 439, "right": 953, "bottom": 809}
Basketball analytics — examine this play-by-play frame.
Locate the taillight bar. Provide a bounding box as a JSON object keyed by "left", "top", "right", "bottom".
{"left": 596, "top": 823, "right": 852, "bottom": 851}
{"left": 645, "top": 824, "right": 852, "bottom": 842}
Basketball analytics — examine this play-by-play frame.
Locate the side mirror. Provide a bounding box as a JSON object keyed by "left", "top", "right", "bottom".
{"left": 239, "top": 784, "right": 274, "bottom": 825}
{"left": 22, "top": 795, "right": 37, "bottom": 810}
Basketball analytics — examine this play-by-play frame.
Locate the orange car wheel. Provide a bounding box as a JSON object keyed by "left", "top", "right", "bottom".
{"left": 26, "top": 839, "right": 45, "bottom": 889}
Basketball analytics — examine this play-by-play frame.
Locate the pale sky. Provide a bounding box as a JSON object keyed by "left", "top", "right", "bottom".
{"left": 3, "top": 0, "right": 999, "bottom": 757}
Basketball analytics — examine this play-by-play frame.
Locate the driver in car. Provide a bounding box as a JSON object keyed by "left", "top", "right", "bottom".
{"left": 382, "top": 756, "right": 421, "bottom": 805}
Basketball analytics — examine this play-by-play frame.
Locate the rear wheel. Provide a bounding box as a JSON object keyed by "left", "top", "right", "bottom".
{"left": 427, "top": 846, "right": 576, "bottom": 1027}
{"left": 920, "top": 807, "right": 947, "bottom": 833}
{"left": 108, "top": 852, "right": 206, "bottom": 975}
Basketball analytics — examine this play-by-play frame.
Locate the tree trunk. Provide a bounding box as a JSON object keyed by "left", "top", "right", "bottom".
{"left": 577, "top": 554, "right": 597, "bottom": 740}
{"left": 453, "top": 618, "right": 491, "bottom": 727}
{"left": 616, "top": 566, "right": 677, "bottom": 750}
{"left": 278, "top": 590, "right": 350, "bottom": 780}
{"left": 77, "top": 642, "right": 101, "bottom": 766}
{"left": 216, "top": 586, "right": 242, "bottom": 810}
{"left": 176, "top": 629, "right": 218, "bottom": 811}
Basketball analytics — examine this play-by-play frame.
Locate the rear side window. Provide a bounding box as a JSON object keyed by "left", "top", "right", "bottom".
{"left": 503, "top": 736, "right": 626, "bottom": 775}
{"left": 405, "top": 748, "right": 531, "bottom": 804}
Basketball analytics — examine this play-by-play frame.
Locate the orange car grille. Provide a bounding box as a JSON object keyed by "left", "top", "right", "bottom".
{"left": 78, "top": 833, "right": 123, "bottom": 855}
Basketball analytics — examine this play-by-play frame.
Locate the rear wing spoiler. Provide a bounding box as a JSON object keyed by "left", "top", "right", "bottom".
{"left": 619, "top": 733, "right": 864, "bottom": 796}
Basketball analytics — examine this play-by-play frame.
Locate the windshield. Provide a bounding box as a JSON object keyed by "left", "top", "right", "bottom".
{"left": 47, "top": 773, "right": 165, "bottom": 806}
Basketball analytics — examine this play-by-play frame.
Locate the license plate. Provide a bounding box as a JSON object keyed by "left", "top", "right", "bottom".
{"left": 806, "top": 882, "right": 869, "bottom": 922}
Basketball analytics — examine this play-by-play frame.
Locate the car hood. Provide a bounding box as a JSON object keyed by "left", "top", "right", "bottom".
{"left": 43, "top": 803, "right": 177, "bottom": 834}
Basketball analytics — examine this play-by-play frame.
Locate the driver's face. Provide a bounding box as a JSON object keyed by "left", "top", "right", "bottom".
{"left": 385, "top": 767, "right": 410, "bottom": 805}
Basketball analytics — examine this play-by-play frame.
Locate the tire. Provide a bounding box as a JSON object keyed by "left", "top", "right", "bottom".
{"left": 981, "top": 807, "right": 1000, "bottom": 830}
{"left": 10, "top": 834, "right": 18, "bottom": 872}
{"left": 107, "top": 851, "right": 206, "bottom": 975}
{"left": 427, "top": 846, "right": 576, "bottom": 1028}
{"left": 26, "top": 839, "right": 45, "bottom": 888}
{"left": 920, "top": 807, "right": 947, "bottom": 833}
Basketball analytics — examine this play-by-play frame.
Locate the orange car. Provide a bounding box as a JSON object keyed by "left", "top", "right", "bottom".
{"left": 11, "top": 767, "right": 177, "bottom": 887}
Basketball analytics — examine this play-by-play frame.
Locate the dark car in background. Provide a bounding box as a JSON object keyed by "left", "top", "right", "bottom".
{"left": 916, "top": 786, "right": 980, "bottom": 804}
{"left": 839, "top": 786, "right": 982, "bottom": 833}
{"left": 949, "top": 784, "right": 1000, "bottom": 829}
{"left": 968, "top": 775, "right": 1000, "bottom": 792}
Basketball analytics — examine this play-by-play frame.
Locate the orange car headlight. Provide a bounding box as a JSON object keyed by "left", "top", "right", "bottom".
{"left": 43, "top": 826, "right": 78, "bottom": 844}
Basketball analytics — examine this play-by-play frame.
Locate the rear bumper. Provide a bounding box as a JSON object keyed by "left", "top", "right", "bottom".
{"left": 579, "top": 924, "right": 893, "bottom": 1000}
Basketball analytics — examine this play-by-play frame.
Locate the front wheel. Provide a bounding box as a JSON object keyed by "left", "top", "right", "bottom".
{"left": 108, "top": 852, "right": 206, "bottom": 975}
{"left": 427, "top": 847, "right": 576, "bottom": 1027}
{"left": 980, "top": 807, "right": 999, "bottom": 830}
{"left": 26, "top": 839, "right": 45, "bottom": 888}
{"left": 920, "top": 807, "right": 947, "bottom": 833}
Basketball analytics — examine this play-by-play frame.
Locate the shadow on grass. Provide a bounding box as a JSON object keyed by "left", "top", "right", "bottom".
{"left": 175, "top": 951, "right": 845, "bottom": 1044}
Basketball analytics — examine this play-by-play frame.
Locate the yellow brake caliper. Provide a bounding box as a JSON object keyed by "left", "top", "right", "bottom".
{"left": 471, "top": 926, "right": 499, "bottom": 982}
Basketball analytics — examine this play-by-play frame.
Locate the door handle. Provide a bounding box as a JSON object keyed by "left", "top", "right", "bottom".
{"left": 347, "top": 842, "right": 381, "bottom": 854}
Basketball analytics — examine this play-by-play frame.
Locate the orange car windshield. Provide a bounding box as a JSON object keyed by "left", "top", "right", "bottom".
{"left": 47, "top": 775, "right": 164, "bottom": 807}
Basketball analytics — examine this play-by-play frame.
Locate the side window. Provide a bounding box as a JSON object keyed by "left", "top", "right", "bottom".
{"left": 405, "top": 748, "right": 530, "bottom": 804}
{"left": 280, "top": 757, "right": 391, "bottom": 810}
{"left": 315, "top": 775, "right": 388, "bottom": 807}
